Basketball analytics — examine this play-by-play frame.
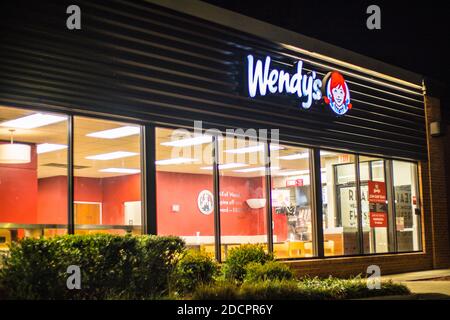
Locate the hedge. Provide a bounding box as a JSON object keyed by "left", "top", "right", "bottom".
{"left": 0, "top": 234, "right": 185, "bottom": 300}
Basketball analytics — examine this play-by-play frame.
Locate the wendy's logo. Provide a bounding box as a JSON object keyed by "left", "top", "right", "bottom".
{"left": 322, "top": 71, "right": 352, "bottom": 115}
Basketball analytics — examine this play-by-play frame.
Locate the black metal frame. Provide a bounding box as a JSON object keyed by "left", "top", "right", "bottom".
{"left": 212, "top": 135, "right": 222, "bottom": 262}
{"left": 142, "top": 124, "right": 157, "bottom": 235}
{"left": 67, "top": 115, "right": 74, "bottom": 235}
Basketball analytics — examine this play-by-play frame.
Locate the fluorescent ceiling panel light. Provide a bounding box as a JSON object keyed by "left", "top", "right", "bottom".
{"left": 155, "top": 157, "right": 198, "bottom": 165}
{"left": 36, "top": 143, "right": 67, "bottom": 154}
{"left": 161, "top": 135, "right": 214, "bottom": 147}
{"left": 320, "top": 150, "right": 334, "bottom": 156}
{"left": 225, "top": 144, "right": 283, "bottom": 154}
{"left": 87, "top": 126, "right": 140, "bottom": 139}
{"left": 200, "top": 163, "right": 248, "bottom": 170}
{"left": 86, "top": 151, "right": 138, "bottom": 160}
{"left": 0, "top": 113, "right": 67, "bottom": 129}
{"left": 275, "top": 169, "right": 310, "bottom": 176}
{"left": 99, "top": 168, "right": 141, "bottom": 174}
{"left": 234, "top": 166, "right": 280, "bottom": 173}
{"left": 278, "top": 152, "right": 309, "bottom": 160}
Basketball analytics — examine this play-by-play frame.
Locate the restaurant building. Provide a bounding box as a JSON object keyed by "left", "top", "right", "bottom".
{"left": 0, "top": 0, "right": 449, "bottom": 277}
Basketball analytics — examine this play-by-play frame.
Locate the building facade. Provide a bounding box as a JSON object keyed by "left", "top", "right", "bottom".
{"left": 0, "top": 0, "right": 449, "bottom": 277}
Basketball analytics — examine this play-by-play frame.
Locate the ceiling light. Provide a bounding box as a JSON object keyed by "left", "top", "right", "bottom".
{"left": 87, "top": 126, "right": 140, "bottom": 139}
{"left": 99, "top": 168, "right": 141, "bottom": 174}
{"left": 37, "top": 143, "right": 67, "bottom": 154}
{"left": 0, "top": 113, "right": 67, "bottom": 129}
{"left": 275, "top": 169, "right": 310, "bottom": 176}
{"left": 234, "top": 166, "right": 280, "bottom": 173}
{"left": 161, "top": 135, "right": 214, "bottom": 147}
{"left": 278, "top": 152, "right": 309, "bottom": 160}
{"left": 86, "top": 151, "right": 138, "bottom": 160}
{"left": 200, "top": 163, "right": 248, "bottom": 170}
{"left": 0, "top": 129, "right": 31, "bottom": 164}
{"left": 320, "top": 150, "right": 334, "bottom": 156}
{"left": 155, "top": 157, "right": 198, "bottom": 165}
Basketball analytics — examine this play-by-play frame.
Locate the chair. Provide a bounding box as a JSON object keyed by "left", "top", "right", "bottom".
{"left": 324, "top": 240, "right": 335, "bottom": 255}
{"left": 288, "top": 241, "right": 305, "bottom": 257}
{"left": 273, "top": 242, "right": 289, "bottom": 258}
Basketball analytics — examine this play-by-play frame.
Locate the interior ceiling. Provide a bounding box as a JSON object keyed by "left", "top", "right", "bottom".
{"left": 1, "top": 106, "right": 341, "bottom": 180}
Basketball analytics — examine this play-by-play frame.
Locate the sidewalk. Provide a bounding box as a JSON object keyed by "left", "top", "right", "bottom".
{"left": 382, "top": 269, "right": 450, "bottom": 299}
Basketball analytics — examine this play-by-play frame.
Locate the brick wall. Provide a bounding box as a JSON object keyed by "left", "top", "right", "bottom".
{"left": 424, "top": 96, "right": 450, "bottom": 268}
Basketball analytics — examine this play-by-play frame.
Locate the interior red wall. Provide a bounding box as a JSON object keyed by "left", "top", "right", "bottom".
{"left": 102, "top": 174, "right": 141, "bottom": 225}
{"left": 37, "top": 176, "right": 104, "bottom": 223}
{"left": 0, "top": 143, "right": 37, "bottom": 223}
{"left": 4, "top": 158, "right": 287, "bottom": 240}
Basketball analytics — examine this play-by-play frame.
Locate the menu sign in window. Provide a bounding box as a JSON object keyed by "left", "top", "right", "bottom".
{"left": 368, "top": 181, "right": 388, "bottom": 228}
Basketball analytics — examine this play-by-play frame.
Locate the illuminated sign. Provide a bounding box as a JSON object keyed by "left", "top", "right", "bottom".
{"left": 323, "top": 71, "right": 352, "bottom": 115}
{"left": 246, "top": 55, "right": 352, "bottom": 115}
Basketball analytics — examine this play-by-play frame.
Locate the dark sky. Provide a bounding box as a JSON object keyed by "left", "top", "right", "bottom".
{"left": 203, "top": 0, "right": 449, "bottom": 95}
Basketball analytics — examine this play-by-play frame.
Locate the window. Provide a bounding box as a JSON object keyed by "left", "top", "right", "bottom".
{"left": 271, "top": 144, "right": 314, "bottom": 258}
{"left": 392, "top": 160, "right": 422, "bottom": 252}
{"left": 321, "top": 151, "right": 358, "bottom": 256}
{"left": 73, "top": 117, "right": 142, "bottom": 235}
{"left": 155, "top": 127, "right": 216, "bottom": 256}
{"left": 0, "top": 105, "right": 68, "bottom": 249}
{"left": 217, "top": 134, "right": 269, "bottom": 259}
{"left": 359, "top": 156, "right": 389, "bottom": 254}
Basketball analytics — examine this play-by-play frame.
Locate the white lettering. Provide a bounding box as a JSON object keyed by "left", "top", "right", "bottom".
{"left": 247, "top": 55, "right": 323, "bottom": 109}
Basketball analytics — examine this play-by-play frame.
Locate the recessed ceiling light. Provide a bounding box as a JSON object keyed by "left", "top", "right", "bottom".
{"left": 200, "top": 163, "right": 248, "bottom": 170}
{"left": 233, "top": 166, "right": 280, "bottom": 173}
{"left": 99, "top": 168, "right": 141, "bottom": 174}
{"left": 225, "top": 144, "right": 283, "bottom": 154}
{"left": 278, "top": 152, "right": 309, "bottom": 160}
{"left": 86, "top": 126, "right": 140, "bottom": 139}
{"left": 274, "top": 169, "right": 310, "bottom": 176}
{"left": 86, "top": 151, "right": 138, "bottom": 160}
{"left": 36, "top": 143, "right": 68, "bottom": 154}
{"left": 155, "top": 157, "right": 198, "bottom": 165}
{"left": 161, "top": 135, "right": 214, "bottom": 147}
{"left": 0, "top": 113, "right": 67, "bottom": 129}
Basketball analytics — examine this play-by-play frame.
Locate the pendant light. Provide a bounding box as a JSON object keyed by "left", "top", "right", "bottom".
{"left": 0, "top": 129, "right": 31, "bottom": 164}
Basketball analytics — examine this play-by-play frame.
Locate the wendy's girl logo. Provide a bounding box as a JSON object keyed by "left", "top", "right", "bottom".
{"left": 322, "top": 71, "right": 352, "bottom": 115}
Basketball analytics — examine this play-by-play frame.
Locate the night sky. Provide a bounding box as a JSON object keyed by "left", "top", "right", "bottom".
{"left": 204, "top": 0, "right": 449, "bottom": 105}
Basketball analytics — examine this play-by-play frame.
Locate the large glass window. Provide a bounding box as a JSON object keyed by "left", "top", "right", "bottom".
{"left": 218, "top": 134, "right": 269, "bottom": 259}
{"left": 74, "top": 117, "right": 142, "bottom": 235}
{"left": 359, "top": 156, "right": 389, "bottom": 254}
{"left": 155, "top": 127, "right": 216, "bottom": 256}
{"left": 392, "top": 160, "right": 421, "bottom": 252}
{"left": 0, "top": 105, "right": 68, "bottom": 250}
{"left": 271, "top": 145, "right": 314, "bottom": 258}
{"left": 321, "top": 151, "right": 359, "bottom": 256}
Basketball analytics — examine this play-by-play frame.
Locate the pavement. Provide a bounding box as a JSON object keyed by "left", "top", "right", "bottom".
{"left": 379, "top": 269, "right": 450, "bottom": 300}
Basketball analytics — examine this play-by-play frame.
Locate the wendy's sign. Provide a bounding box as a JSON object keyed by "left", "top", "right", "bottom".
{"left": 246, "top": 54, "right": 352, "bottom": 115}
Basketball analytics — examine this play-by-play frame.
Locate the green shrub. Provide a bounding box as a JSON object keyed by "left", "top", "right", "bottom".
{"left": 192, "top": 276, "right": 411, "bottom": 300}
{"left": 173, "top": 250, "right": 219, "bottom": 294}
{"left": 244, "top": 261, "right": 293, "bottom": 282}
{"left": 0, "top": 234, "right": 185, "bottom": 300}
{"left": 222, "top": 244, "right": 273, "bottom": 282}
{"left": 299, "top": 276, "right": 411, "bottom": 299}
{"left": 191, "top": 281, "right": 240, "bottom": 300}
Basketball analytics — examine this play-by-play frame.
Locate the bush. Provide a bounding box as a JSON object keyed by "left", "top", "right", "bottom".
{"left": 244, "top": 261, "right": 294, "bottom": 282}
{"left": 173, "top": 250, "right": 219, "bottom": 294}
{"left": 222, "top": 244, "right": 273, "bottom": 282}
{"left": 192, "top": 277, "right": 411, "bottom": 300}
{"left": 0, "top": 234, "right": 185, "bottom": 300}
{"left": 191, "top": 281, "right": 240, "bottom": 300}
